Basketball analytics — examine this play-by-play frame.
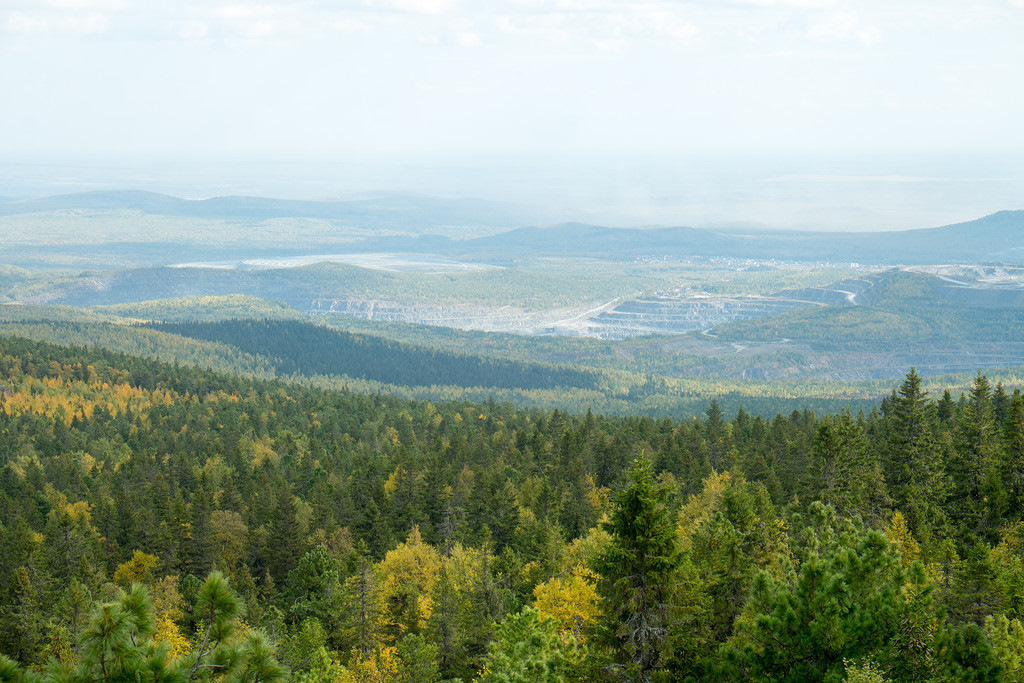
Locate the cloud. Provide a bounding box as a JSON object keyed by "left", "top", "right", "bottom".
{"left": 333, "top": 16, "right": 375, "bottom": 33}
{"left": 459, "top": 31, "right": 481, "bottom": 46}
{"left": 38, "top": 0, "right": 124, "bottom": 8}
{"left": 593, "top": 36, "right": 627, "bottom": 51}
{"left": 601, "top": 7, "right": 699, "bottom": 46}
{"left": 176, "top": 19, "right": 210, "bottom": 39}
{"left": 63, "top": 13, "right": 109, "bottom": 32}
{"left": 807, "top": 11, "right": 881, "bottom": 44}
{"left": 727, "top": 0, "right": 836, "bottom": 7}
{"left": 3, "top": 11, "right": 48, "bottom": 32}
{"left": 368, "top": 0, "right": 458, "bottom": 14}
{"left": 2, "top": 9, "right": 109, "bottom": 34}
{"left": 499, "top": 0, "right": 589, "bottom": 9}
{"left": 488, "top": 11, "right": 572, "bottom": 43}
{"left": 210, "top": 3, "right": 304, "bottom": 40}
{"left": 645, "top": 10, "right": 698, "bottom": 41}
{"left": 244, "top": 19, "right": 276, "bottom": 37}
{"left": 216, "top": 4, "right": 277, "bottom": 21}
{"left": 495, "top": 15, "right": 517, "bottom": 33}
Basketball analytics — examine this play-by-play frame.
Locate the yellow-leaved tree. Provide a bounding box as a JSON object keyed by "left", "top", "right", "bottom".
{"left": 533, "top": 564, "right": 602, "bottom": 640}
{"left": 113, "top": 550, "right": 159, "bottom": 587}
{"left": 375, "top": 527, "right": 441, "bottom": 641}
{"left": 883, "top": 511, "right": 921, "bottom": 570}
{"left": 150, "top": 575, "right": 190, "bottom": 661}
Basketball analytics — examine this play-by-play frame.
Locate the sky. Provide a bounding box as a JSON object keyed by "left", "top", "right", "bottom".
{"left": 3, "top": 0, "right": 1024, "bottom": 157}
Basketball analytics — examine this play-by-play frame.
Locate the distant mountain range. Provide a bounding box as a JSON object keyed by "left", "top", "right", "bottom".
{"left": 459, "top": 211, "right": 1024, "bottom": 265}
{"left": 0, "top": 189, "right": 545, "bottom": 229}
{"left": 2, "top": 190, "right": 1022, "bottom": 266}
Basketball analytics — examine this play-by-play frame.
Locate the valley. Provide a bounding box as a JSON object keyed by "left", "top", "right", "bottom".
{"left": 3, "top": 190, "right": 1024, "bottom": 682}
{"left": 3, "top": 191, "right": 1024, "bottom": 399}
{"left": 7, "top": 7, "right": 1024, "bottom": 678}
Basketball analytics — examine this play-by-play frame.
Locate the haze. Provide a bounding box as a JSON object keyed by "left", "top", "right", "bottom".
{"left": 2, "top": 0, "right": 1023, "bottom": 230}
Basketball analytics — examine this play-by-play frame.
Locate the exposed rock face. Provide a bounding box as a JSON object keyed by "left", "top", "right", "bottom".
{"left": 588, "top": 296, "right": 810, "bottom": 338}
{"left": 309, "top": 293, "right": 817, "bottom": 338}
{"left": 310, "top": 298, "right": 543, "bottom": 332}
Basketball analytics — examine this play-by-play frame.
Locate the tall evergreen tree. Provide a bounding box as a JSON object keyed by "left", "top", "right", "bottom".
{"left": 950, "top": 373, "right": 1008, "bottom": 540}
{"left": 883, "top": 368, "right": 948, "bottom": 537}
{"left": 726, "top": 504, "right": 905, "bottom": 682}
{"left": 594, "top": 453, "right": 679, "bottom": 683}
{"left": 267, "top": 485, "right": 303, "bottom": 587}
{"left": 1005, "top": 393, "right": 1024, "bottom": 516}
{"left": 807, "top": 412, "right": 889, "bottom": 525}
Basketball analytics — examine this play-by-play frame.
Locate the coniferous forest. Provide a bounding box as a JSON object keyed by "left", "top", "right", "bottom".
{"left": 1, "top": 334, "right": 1023, "bottom": 682}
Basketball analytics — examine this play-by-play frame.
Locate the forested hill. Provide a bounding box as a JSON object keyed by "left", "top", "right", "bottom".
{"left": 714, "top": 268, "right": 1024, "bottom": 351}
{"left": 0, "top": 190, "right": 540, "bottom": 228}
{"left": 1, "top": 332, "right": 1023, "bottom": 681}
{"left": 145, "top": 319, "right": 603, "bottom": 391}
{"left": 460, "top": 211, "right": 1024, "bottom": 264}
{"left": 4, "top": 190, "right": 1024, "bottom": 266}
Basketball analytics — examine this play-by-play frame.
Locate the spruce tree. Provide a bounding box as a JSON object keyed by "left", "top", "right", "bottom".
{"left": 883, "top": 368, "right": 947, "bottom": 537}
{"left": 950, "top": 373, "right": 1008, "bottom": 540}
{"left": 1005, "top": 393, "right": 1024, "bottom": 517}
{"left": 807, "top": 412, "right": 889, "bottom": 525}
{"left": 594, "top": 453, "right": 679, "bottom": 683}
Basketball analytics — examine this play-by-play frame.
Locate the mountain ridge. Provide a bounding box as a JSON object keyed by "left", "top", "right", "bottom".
{"left": 0, "top": 189, "right": 544, "bottom": 228}
{"left": 2, "top": 190, "right": 1022, "bottom": 266}
{"left": 460, "top": 210, "right": 1024, "bottom": 264}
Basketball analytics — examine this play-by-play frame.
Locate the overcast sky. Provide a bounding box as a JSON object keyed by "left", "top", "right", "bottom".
{"left": 2, "top": 0, "right": 1023, "bottom": 157}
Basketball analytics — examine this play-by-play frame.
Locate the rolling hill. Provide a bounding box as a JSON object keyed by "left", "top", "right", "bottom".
{"left": 457, "top": 211, "right": 1024, "bottom": 265}
{"left": 0, "top": 190, "right": 544, "bottom": 229}
{"left": 3, "top": 190, "right": 1023, "bottom": 270}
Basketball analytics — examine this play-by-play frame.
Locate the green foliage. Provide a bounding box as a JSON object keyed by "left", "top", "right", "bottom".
{"left": 78, "top": 586, "right": 169, "bottom": 683}
{"left": 594, "top": 454, "right": 680, "bottom": 682}
{"left": 0, "top": 336, "right": 1021, "bottom": 681}
{"left": 0, "top": 577, "right": 274, "bottom": 683}
{"left": 949, "top": 374, "right": 1008, "bottom": 541}
{"left": 984, "top": 615, "right": 1024, "bottom": 682}
{"left": 95, "top": 296, "right": 305, "bottom": 323}
{"left": 933, "top": 622, "right": 1002, "bottom": 682}
{"left": 726, "top": 504, "right": 906, "bottom": 682}
{"left": 0, "top": 320, "right": 276, "bottom": 379}
{"left": 394, "top": 633, "right": 440, "bottom": 683}
{"left": 278, "top": 619, "right": 328, "bottom": 674}
{"left": 148, "top": 320, "right": 604, "bottom": 392}
{"left": 9, "top": 307, "right": 1024, "bottom": 420}
{"left": 284, "top": 548, "right": 342, "bottom": 632}
{"left": 890, "top": 566, "right": 940, "bottom": 683}
{"left": 882, "top": 368, "right": 948, "bottom": 538}
{"left": 187, "top": 572, "right": 245, "bottom": 682}
{"left": 228, "top": 631, "right": 287, "bottom": 683}
{"left": 807, "top": 412, "right": 888, "bottom": 525}
{"left": 0, "top": 655, "right": 21, "bottom": 683}
{"left": 476, "top": 608, "right": 574, "bottom": 683}
{"left": 843, "top": 658, "right": 891, "bottom": 683}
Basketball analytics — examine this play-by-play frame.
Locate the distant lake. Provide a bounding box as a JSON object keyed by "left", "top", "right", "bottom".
{"left": 170, "top": 253, "right": 500, "bottom": 273}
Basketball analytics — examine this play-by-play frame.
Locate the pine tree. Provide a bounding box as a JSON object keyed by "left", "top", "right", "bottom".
{"left": 476, "top": 608, "right": 575, "bottom": 683}
{"left": 0, "top": 574, "right": 285, "bottom": 683}
{"left": 726, "top": 504, "right": 905, "bottom": 682}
